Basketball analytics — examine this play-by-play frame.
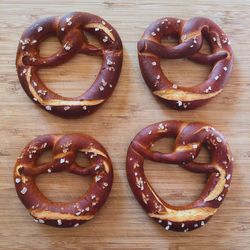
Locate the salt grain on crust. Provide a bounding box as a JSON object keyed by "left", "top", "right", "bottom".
{"left": 20, "top": 187, "right": 28, "bottom": 194}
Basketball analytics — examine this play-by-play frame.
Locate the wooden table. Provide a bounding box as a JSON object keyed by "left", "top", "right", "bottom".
{"left": 0, "top": 1, "right": 249, "bottom": 249}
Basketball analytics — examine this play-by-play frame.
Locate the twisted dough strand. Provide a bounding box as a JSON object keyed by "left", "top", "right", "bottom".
{"left": 126, "top": 121, "right": 233, "bottom": 232}
{"left": 16, "top": 12, "right": 123, "bottom": 118}
{"left": 14, "top": 133, "right": 113, "bottom": 228}
{"left": 138, "top": 17, "right": 233, "bottom": 110}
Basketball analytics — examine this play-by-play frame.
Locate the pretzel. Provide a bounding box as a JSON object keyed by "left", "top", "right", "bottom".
{"left": 137, "top": 17, "right": 233, "bottom": 109}
{"left": 14, "top": 134, "right": 113, "bottom": 227}
{"left": 16, "top": 12, "right": 123, "bottom": 118}
{"left": 126, "top": 121, "right": 233, "bottom": 232}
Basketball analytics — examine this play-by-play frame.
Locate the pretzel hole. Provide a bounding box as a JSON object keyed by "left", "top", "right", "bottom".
{"left": 198, "top": 34, "right": 212, "bottom": 55}
{"left": 150, "top": 137, "right": 175, "bottom": 154}
{"left": 161, "top": 36, "right": 179, "bottom": 47}
{"left": 144, "top": 160, "right": 207, "bottom": 206}
{"left": 160, "top": 56, "right": 211, "bottom": 88}
{"left": 38, "top": 36, "right": 102, "bottom": 98}
{"left": 36, "top": 172, "right": 92, "bottom": 202}
{"left": 83, "top": 30, "right": 103, "bottom": 50}
{"left": 75, "top": 152, "right": 90, "bottom": 168}
{"left": 36, "top": 149, "right": 53, "bottom": 165}
{"left": 194, "top": 144, "right": 211, "bottom": 164}
{"left": 39, "top": 36, "right": 62, "bottom": 57}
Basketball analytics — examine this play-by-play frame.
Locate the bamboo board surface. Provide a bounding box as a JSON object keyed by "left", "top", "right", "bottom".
{"left": 0, "top": 0, "right": 250, "bottom": 249}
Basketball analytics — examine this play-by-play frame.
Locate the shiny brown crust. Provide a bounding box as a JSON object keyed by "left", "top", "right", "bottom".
{"left": 16, "top": 12, "right": 123, "bottom": 118}
{"left": 138, "top": 17, "right": 233, "bottom": 109}
{"left": 126, "top": 121, "right": 233, "bottom": 232}
{"left": 14, "top": 134, "right": 113, "bottom": 228}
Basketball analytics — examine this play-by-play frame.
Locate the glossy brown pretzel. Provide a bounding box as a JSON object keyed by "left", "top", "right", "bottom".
{"left": 138, "top": 17, "right": 233, "bottom": 109}
{"left": 14, "top": 134, "right": 113, "bottom": 227}
{"left": 16, "top": 12, "right": 123, "bottom": 118}
{"left": 126, "top": 121, "right": 233, "bottom": 232}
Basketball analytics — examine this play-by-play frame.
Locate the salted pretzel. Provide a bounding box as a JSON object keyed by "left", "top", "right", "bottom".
{"left": 126, "top": 121, "right": 233, "bottom": 232}
{"left": 16, "top": 12, "right": 123, "bottom": 118}
{"left": 14, "top": 134, "right": 113, "bottom": 227}
{"left": 138, "top": 17, "right": 233, "bottom": 109}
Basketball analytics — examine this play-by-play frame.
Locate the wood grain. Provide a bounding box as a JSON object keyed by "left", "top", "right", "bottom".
{"left": 0, "top": 0, "right": 250, "bottom": 249}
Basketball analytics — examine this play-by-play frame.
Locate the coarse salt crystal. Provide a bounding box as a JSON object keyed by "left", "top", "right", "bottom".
{"left": 60, "top": 158, "right": 65, "bottom": 164}
{"left": 45, "top": 106, "right": 52, "bottom": 111}
{"left": 37, "top": 26, "right": 43, "bottom": 32}
{"left": 64, "top": 106, "right": 70, "bottom": 111}
{"left": 20, "top": 187, "right": 28, "bottom": 194}
{"left": 158, "top": 123, "right": 165, "bottom": 130}
{"left": 216, "top": 137, "right": 222, "bottom": 143}
{"left": 217, "top": 196, "right": 222, "bottom": 201}
{"left": 177, "top": 100, "right": 182, "bottom": 106}
{"left": 15, "top": 178, "right": 21, "bottom": 184}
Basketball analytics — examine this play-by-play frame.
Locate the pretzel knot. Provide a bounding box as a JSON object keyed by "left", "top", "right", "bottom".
{"left": 138, "top": 17, "right": 233, "bottom": 110}
{"left": 126, "top": 121, "right": 234, "bottom": 232}
{"left": 14, "top": 134, "right": 113, "bottom": 228}
{"left": 16, "top": 12, "right": 123, "bottom": 118}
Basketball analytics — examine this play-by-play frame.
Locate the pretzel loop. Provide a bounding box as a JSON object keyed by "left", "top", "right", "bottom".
{"left": 138, "top": 17, "right": 233, "bottom": 110}
{"left": 130, "top": 121, "right": 198, "bottom": 164}
{"left": 138, "top": 18, "right": 203, "bottom": 59}
{"left": 68, "top": 163, "right": 98, "bottom": 176}
{"left": 14, "top": 134, "right": 113, "bottom": 228}
{"left": 126, "top": 121, "right": 233, "bottom": 232}
{"left": 182, "top": 17, "right": 231, "bottom": 64}
{"left": 16, "top": 12, "right": 123, "bottom": 118}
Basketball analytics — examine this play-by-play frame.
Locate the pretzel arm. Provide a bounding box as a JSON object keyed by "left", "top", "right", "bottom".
{"left": 180, "top": 162, "right": 216, "bottom": 174}
{"left": 68, "top": 163, "right": 97, "bottom": 176}
{"left": 188, "top": 50, "right": 228, "bottom": 65}
{"left": 22, "top": 29, "right": 84, "bottom": 67}
{"left": 138, "top": 38, "right": 202, "bottom": 59}
{"left": 22, "top": 162, "right": 54, "bottom": 176}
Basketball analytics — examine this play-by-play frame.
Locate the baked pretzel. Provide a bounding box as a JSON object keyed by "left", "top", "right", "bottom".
{"left": 126, "top": 121, "right": 233, "bottom": 232}
{"left": 14, "top": 134, "right": 113, "bottom": 227}
{"left": 138, "top": 17, "right": 233, "bottom": 109}
{"left": 16, "top": 12, "right": 123, "bottom": 118}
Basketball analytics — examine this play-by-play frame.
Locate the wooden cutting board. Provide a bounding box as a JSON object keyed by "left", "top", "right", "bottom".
{"left": 0, "top": 0, "right": 249, "bottom": 249}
